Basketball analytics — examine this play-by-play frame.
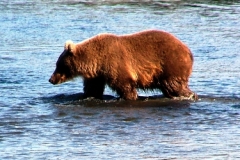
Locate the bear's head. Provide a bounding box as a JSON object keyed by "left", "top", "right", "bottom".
{"left": 49, "top": 40, "right": 78, "bottom": 85}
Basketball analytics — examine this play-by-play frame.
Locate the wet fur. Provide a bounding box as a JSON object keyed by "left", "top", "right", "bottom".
{"left": 49, "top": 30, "right": 197, "bottom": 100}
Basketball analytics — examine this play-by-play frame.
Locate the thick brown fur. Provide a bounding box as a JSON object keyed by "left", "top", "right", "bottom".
{"left": 49, "top": 30, "right": 197, "bottom": 100}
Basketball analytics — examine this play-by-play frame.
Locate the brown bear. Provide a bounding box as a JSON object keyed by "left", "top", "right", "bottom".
{"left": 49, "top": 29, "right": 197, "bottom": 100}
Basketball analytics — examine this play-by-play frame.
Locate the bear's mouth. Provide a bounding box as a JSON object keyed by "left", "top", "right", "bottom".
{"left": 49, "top": 74, "right": 67, "bottom": 85}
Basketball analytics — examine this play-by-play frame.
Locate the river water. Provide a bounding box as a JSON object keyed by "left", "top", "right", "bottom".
{"left": 0, "top": 0, "right": 240, "bottom": 159}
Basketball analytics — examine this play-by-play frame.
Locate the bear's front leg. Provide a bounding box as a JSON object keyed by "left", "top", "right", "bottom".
{"left": 83, "top": 76, "right": 106, "bottom": 99}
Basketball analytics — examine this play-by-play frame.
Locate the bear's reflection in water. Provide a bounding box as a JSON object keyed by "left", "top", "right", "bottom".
{"left": 46, "top": 92, "right": 192, "bottom": 109}
{"left": 46, "top": 93, "right": 192, "bottom": 124}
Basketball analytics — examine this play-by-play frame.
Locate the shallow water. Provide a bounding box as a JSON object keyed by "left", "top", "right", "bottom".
{"left": 1, "top": 0, "right": 240, "bottom": 159}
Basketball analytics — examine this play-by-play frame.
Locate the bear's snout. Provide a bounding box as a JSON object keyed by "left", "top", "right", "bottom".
{"left": 49, "top": 73, "right": 66, "bottom": 85}
{"left": 49, "top": 76, "right": 55, "bottom": 84}
{"left": 49, "top": 74, "right": 59, "bottom": 85}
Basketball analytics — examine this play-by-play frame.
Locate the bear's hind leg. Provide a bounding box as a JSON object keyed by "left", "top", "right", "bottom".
{"left": 83, "top": 76, "right": 106, "bottom": 99}
{"left": 109, "top": 71, "right": 138, "bottom": 100}
{"left": 160, "top": 78, "right": 197, "bottom": 100}
{"left": 114, "top": 84, "right": 138, "bottom": 100}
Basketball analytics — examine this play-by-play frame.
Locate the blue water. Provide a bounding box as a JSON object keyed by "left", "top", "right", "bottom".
{"left": 1, "top": 0, "right": 240, "bottom": 159}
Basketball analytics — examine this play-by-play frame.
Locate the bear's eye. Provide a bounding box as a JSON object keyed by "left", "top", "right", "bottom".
{"left": 56, "top": 60, "right": 69, "bottom": 73}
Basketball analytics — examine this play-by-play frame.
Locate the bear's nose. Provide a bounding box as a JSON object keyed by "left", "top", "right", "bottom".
{"left": 49, "top": 77, "right": 54, "bottom": 84}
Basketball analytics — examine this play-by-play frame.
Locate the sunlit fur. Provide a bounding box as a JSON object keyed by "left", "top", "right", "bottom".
{"left": 49, "top": 29, "right": 197, "bottom": 100}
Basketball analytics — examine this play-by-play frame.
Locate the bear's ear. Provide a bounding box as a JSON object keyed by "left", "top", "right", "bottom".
{"left": 64, "top": 40, "right": 76, "bottom": 55}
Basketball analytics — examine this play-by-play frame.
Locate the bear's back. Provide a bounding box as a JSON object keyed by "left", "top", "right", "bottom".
{"left": 119, "top": 30, "right": 192, "bottom": 62}
{"left": 120, "top": 30, "right": 186, "bottom": 50}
